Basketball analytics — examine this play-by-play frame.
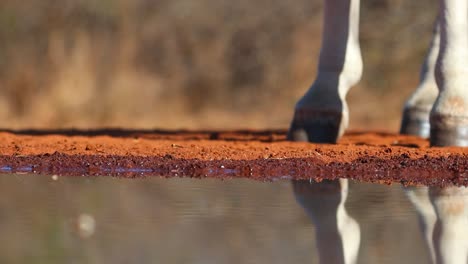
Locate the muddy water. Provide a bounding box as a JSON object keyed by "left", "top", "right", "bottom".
{"left": 0, "top": 174, "right": 465, "bottom": 264}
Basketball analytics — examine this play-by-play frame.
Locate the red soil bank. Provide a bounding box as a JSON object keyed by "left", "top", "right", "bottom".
{"left": 0, "top": 129, "right": 466, "bottom": 186}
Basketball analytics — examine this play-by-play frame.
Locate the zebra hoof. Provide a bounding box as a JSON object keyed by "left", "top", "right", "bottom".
{"left": 430, "top": 125, "right": 468, "bottom": 147}
{"left": 430, "top": 114, "right": 468, "bottom": 147}
{"left": 400, "top": 107, "right": 431, "bottom": 138}
{"left": 288, "top": 109, "right": 345, "bottom": 143}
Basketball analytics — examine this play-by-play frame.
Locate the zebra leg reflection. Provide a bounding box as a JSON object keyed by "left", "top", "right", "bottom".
{"left": 429, "top": 186, "right": 468, "bottom": 264}
{"left": 292, "top": 179, "right": 360, "bottom": 264}
{"left": 404, "top": 186, "right": 437, "bottom": 264}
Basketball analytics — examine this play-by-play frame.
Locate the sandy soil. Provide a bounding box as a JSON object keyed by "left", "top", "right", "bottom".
{"left": 0, "top": 129, "right": 466, "bottom": 186}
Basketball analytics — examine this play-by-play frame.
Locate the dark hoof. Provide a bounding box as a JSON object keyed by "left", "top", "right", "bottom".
{"left": 292, "top": 179, "right": 344, "bottom": 196}
{"left": 400, "top": 108, "right": 431, "bottom": 138}
{"left": 430, "top": 126, "right": 468, "bottom": 147}
{"left": 288, "top": 109, "right": 344, "bottom": 143}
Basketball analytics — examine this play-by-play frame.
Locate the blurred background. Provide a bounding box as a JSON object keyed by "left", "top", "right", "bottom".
{"left": 0, "top": 0, "right": 437, "bottom": 130}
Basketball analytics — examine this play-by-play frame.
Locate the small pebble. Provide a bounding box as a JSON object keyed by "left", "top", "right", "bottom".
{"left": 78, "top": 213, "right": 96, "bottom": 238}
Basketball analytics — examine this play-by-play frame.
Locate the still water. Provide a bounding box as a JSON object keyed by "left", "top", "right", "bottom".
{"left": 0, "top": 174, "right": 466, "bottom": 264}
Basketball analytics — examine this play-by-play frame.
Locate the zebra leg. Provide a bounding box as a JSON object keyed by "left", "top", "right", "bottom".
{"left": 431, "top": 0, "right": 468, "bottom": 146}
{"left": 400, "top": 19, "right": 440, "bottom": 138}
{"left": 288, "top": 0, "right": 363, "bottom": 143}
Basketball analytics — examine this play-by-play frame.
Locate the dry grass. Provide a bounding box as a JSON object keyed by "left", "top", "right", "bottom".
{"left": 0, "top": 0, "right": 437, "bottom": 130}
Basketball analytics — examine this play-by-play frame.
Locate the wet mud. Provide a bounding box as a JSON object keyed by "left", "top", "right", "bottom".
{"left": 0, "top": 129, "right": 466, "bottom": 186}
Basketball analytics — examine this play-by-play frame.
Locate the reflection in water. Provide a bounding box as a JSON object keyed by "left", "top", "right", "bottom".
{"left": 404, "top": 186, "right": 437, "bottom": 263}
{"left": 294, "top": 180, "right": 468, "bottom": 264}
{"left": 293, "top": 179, "right": 360, "bottom": 264}
{"left": 430, "top": 186, "right": 468, "bottom": 264}
{"left": 0, "top": 173, "right": 465, "bottom": 263}
{"left": 405, "top": 186, "right": 468, "bottom": 264}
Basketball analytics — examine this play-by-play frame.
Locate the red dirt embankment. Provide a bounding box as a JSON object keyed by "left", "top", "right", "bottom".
{"left": 0, "top": 129, "right": 466, "bottom": 186}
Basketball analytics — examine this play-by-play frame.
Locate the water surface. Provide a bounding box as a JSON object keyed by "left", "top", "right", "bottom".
{"left": 0, "top": 174, "right": 464, "bottom": 264}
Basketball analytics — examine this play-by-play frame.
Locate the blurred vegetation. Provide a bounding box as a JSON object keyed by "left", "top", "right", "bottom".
{"left": 0, "top": 0, "right": 437, "bottom": 130}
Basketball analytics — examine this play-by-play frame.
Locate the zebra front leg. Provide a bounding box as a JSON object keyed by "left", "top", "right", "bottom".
{"left": 431, "top": 0, "right": 468, "bottom": 146}
{"left": 401, "top": 19, "right": 440, "bottom": 138}
{"left": 289, "top": 0, "right": 363, "bottom": 143}
{"left": 292, "top": 179, "right": 361, "bottom": 264}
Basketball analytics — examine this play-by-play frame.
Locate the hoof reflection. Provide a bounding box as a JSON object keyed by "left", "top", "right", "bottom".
{"left": 292, "top": 179, "right": 360, "bottom": 264}
{"left": 404, "top": 186, "right": 437, "bottom": 263}
{"left": 430, "top": 186, "right": 468, "bottom": 264}
{"left": 405, "top": 186, "right": 468, "bottom": 264}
